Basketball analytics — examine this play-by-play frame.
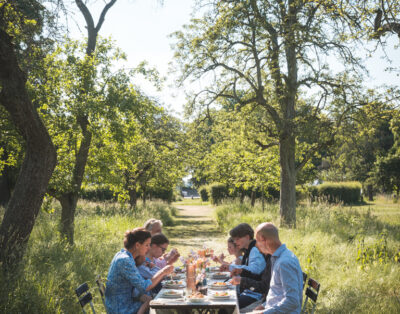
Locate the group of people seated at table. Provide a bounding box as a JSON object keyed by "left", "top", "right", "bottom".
{"left": 213, "top": 222, "right": 303, "bottom": 313}
{"left": 104, "top": 218, "right": 303, "bottom": 314}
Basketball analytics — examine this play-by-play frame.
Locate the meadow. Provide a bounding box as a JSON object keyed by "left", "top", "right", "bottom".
{"left": 215, "top": 196, "right": 400, "bottom": 313}
{"left": 0, "top": 196, "right": 399, "bottom": 313}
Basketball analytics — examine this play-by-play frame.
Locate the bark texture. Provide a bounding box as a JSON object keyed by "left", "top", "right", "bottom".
{"left": 0, "top": 27, "right": 56, "bottom": 270}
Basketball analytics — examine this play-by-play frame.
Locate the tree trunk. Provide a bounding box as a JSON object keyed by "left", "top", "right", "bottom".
{"left": 240, "top": 191, "right": 245, "bottom": 204}
{"left": 279, "top": 132, "right": 296, "bottom": 227}
{"left": 0, "top": 28, "right": 57, "bottom": 271}
{"left": 59, "top": 193, "right": 78, "bottom": 244}
{"left": 129, "top": 188, "right": 137, "bottom": 209}
{"left": 0, "top": 171, "right": 12, "bottom": 206}
{"left": 261, "top": 186, "right": 265, "bottom": 212}
{"left": 251, "top": 190, "right": 256, "bottom": 207}
{"left": 367, "top": 184, "right": 373, "bottom": 201}
{"left": 59, "top": 125, "right": 91, "bottom": 243}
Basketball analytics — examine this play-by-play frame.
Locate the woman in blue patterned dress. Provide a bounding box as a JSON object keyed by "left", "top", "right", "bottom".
{"left": 105, "top": 227, "right": 174, "bottom": 314}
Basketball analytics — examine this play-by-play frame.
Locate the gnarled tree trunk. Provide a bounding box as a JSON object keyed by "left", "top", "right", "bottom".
{"left": 0, "top": 28, "right": 57, "bottom": 271}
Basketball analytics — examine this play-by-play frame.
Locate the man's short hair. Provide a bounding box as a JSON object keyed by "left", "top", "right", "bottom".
{"left": 229, "top": 223, "right": 254, "bottom": 239}
{"left": 144, "top": 218, "right": 163, "bottom": 231}
{"left": 257, "top": 223, "right": 279, "bottom": 241}
{"left": 151, "top": 233, "right": 169, "bottom": 246}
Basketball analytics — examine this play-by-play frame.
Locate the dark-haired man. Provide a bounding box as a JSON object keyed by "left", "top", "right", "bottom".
{"left": 222, "top": 223, "right": 267, "bottom": 309}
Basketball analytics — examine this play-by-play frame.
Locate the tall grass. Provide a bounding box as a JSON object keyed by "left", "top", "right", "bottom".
{"left": 215, "top": 199, "right": 400, "bottom": 313}
{"left": 0, "top": 200, "right": 178, "bottom": 313}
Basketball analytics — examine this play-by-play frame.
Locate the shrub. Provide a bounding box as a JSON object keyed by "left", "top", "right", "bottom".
{"left": 209, "top": 183, "right": 229, "bottom": 205}
{"left": 81, "top": 186, "right": 115, "bottom": 201}
{"left": 149, "top": 187, "right": 174, "bottom": 203}
{"left": 308, "top": 181, "right": 362, "bottom": 204}
{"left": 198, "top": 185, "right": 209, "bottom": 201}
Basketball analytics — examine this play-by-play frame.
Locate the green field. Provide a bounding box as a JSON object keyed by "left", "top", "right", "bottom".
{"left": 1, "top": 197, "right": 399, "bottom": 313}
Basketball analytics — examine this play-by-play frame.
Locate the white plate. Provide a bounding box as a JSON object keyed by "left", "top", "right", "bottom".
{"left": 169, "top": 274, "right": 184, "bottom": 280}
{"left": 161, "top": 290, "right": 183, "bottom": 298}
{"left": 210, "top": 283, "right": 231, "bottom": 290}
{"left": 164, "top": 283, "right": 185, "bottom": 289}
{"left": 211, "top": 293, "right": 231, "bottom": 299}
{"left": 212, "top": 272, "right": 230, "bottom": 279}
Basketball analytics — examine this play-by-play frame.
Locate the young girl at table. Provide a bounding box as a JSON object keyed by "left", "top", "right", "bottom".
{"left": 212, "top": 237, "right": 243, "bottom": 267}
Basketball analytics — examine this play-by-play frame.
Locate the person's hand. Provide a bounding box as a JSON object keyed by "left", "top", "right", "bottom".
{"left": 148, "top": 262, "right": 155, "bottom": 269}
{"left": 139, "top": 294, "right": 152, "bottom": 303}
{"left": 166, "top": 249, "right": 180, "bottom": 265}
{"left": 220, "top": 264, "right": 229, "bottom": 271}
{"left": 162, "top": 265, "right": 174, "bottom": 276}
{"left": 253, "top": 305, "right": 265, "bottom": 311}
{"left": 231, "top": 276, "right": 241, "bottom": 285}
{"left": 231, "top": 268, "right": 242, "bottom": 276}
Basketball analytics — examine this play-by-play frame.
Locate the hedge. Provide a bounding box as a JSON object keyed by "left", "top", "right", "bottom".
{"left": 81, "top": 187, "right": 115, "bottom": 201}
{"left": 198, "top": 185, "right": 209, "bottom": 201}
{"left": 308, "top": 181, "right": 362, "bottom": 204}
{"left": 209, "top": 183, "right": 229, "bottom": 205}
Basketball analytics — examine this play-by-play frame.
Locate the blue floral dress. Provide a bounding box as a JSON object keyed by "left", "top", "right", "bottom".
{"left": 105, "top": 249, "right": 152, "bottom": 314}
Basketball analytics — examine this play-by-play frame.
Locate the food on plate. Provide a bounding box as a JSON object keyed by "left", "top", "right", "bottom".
{"left": 213, "top": 291, "right": 229, "bottom": 297}
{"left": 214, "top": 272, "right": 228, "bottom": 276}
{"left": 165, "top": 280, "right": 183, "bottom": 285}
{"left": 187, "top": 291, "right": 205, "bottom": 299}
{"left": 163, "top": 290, "right": 180, "bottom": 295}
{"left": 212, "top": 282, "right": 227, "bottom": 286}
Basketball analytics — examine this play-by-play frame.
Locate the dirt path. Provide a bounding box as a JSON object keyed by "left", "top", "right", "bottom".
{"left": 164, "top": 205, "right": 227, "bottom": 256}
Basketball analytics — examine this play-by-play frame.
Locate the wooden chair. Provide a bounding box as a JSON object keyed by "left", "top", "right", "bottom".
{"left": 301, "top": 277, "right": 320, "bottom": 314}
{"left": 95, "top": 275, "right": 106, "bottom": 308}
{"left": 75, "top": 282, "right": 96, "bottom": 314}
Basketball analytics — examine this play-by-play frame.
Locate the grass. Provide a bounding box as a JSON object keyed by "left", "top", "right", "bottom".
{"left": 215, "top": 197, "right": 400, "bottom": 313}
{"left": 0, "top": 200, "right": 178, "bottom": 313}
{"left": 0, "top": 196, "right": 399, "bottom": 313}
{"left": 172, "top": 198, "right": 210, "bottom": 206}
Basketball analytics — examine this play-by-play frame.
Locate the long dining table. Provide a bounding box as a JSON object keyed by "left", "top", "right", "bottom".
{"left": 149, "top": 271, "right": 240, "bottom": 314}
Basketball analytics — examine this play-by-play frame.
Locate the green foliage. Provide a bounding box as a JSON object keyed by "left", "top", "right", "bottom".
{"left": 355, "top": 232, "right": 397, "bottom": 269}
{"left": 198, "top": 185, "right": 209, "bottom": 202}
{"left": 308, "top": 181, "right": 362, "bottom": 204}
{"left": 148, "top": 187, "right": 174, "bottom": 203}
{"left": 81, "top": 187, "right": 115, "bottom": 201}
{"left": 209, "top": 183, "right": 229, "bottom": 205}
{"left": 215, "top": 199, "right": 400, "bottom": 312}
{"left": 0, "top": 200, "right": 177, "bottom": 313}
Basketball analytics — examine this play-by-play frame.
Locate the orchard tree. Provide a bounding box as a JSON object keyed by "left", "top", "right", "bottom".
{"left": 32, "top": 37, "right": 129, "bottom": 243}
{"left": 173, "top": 0, "right": 362, "bottom": 226}
{"left": 0, "top": 1, "right": 57, "bottom": 270}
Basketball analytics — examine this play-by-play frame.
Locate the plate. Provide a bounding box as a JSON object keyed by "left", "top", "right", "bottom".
{"left": 211, "top": 272, "right": 230, "bottom": 279}
{"left": 164, "top": 283, "right": 185, "bottom": 289}
{"left": 169, "top": 274, "right": 184, "bottom": 280}
{"left": 161, "top": 290, "right": 183, "bottom": 298}
{"left": 211, "top": 292, "right": 231, "bottom": 299}
{"left": 163, "top": 280, "right": 185, "bottom": 289}
{"left": 210, "top": 282, "right": 231, "bottom": 290}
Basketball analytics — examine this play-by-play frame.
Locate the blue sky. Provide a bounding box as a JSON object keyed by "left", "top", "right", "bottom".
{"left": 67, "top": 0, "right": 399, "bottom": 117}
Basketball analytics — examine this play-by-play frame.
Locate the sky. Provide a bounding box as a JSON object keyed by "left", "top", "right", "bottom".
{"left": 66, "top": 0, "right": 400, "bottom": 118}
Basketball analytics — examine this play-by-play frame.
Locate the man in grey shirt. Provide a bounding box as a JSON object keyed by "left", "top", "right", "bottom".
{"left": 251, "top": 223, "right": 303, "bottom": 314}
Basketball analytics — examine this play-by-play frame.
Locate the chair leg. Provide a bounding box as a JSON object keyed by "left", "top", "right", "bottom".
{"left": 311, "top": 302, "right": 316, "bottom": 314}
{"left": 301, "top": 296, "right": 309, "bottom": 314}
{"left": 89, "top": 301, "right": 96, "bottom": 314}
